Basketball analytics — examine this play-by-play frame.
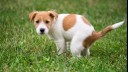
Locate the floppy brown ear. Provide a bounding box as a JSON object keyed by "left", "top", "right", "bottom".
{"left": 48, "top": 10, "right": 58, "bottom": 20}
{"left": 29, "top": 11, "right": 38, "bottom": 21}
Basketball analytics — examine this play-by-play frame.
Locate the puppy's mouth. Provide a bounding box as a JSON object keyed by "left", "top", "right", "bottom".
{"left": 40, "top": 32, "right": 44, "bottom": 35}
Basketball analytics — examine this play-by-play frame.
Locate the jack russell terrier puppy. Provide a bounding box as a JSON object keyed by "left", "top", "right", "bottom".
{"left": 29, "top": 10, "right": 124, "bottom": 57}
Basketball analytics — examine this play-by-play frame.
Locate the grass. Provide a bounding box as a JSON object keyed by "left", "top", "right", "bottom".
{"left": 0, "top": 0, "right": 127, "bottom": 72}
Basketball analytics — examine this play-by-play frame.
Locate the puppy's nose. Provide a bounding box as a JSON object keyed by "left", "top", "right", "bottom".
{"left": 40, "top": 28, "right": 45, "bottom": 33}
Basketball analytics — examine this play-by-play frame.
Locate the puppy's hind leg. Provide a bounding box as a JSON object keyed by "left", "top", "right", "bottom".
{"left": 70, "top": 33, "right": 88, "bottom": 57}
{"left": 81, "top": 48, "right": 90, "bottom": 57}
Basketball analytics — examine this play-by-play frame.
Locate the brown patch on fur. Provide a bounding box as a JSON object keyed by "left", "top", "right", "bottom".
{"left": 63, "top": 14, "right": 76, "bottom": 31}
{"left": 31, "top": 11, "right": 57, "bottom": 29}
{"left": 83, "top": 32, "right": 100, "bottom": 48}
{"left": 81, "top": 16, "right": 90, "bottom": 25}
{"left": 83, "top": 25, "right": 113, "bottom": 48}
{"left": 29, "top": 11, "right": 38, "bottom": 21}
{"left": 48, "top": 11, "right": 58, "bottom": 20}
{"left": 99, "top": 25, "right": 113, "bottom": 37}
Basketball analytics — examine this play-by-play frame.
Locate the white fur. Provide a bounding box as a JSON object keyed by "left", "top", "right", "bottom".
{"left": 36, "top": 22, "right": 49, "bottom": 34}
{"left": 47, "top": 14, "right": 95, "bottom": 57}
{"left": 38, "top": 14, "right": 124, "bottom": 57}
{"left": 48, "top": 14, "right": 69, "bottom": 54}
{"left": 112, "top": 21, "right": 124, "bottom": 29}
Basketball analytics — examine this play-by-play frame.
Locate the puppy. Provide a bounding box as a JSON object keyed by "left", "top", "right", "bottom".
{"left": 29, "top": 10, "right": 124, "bottom": 57}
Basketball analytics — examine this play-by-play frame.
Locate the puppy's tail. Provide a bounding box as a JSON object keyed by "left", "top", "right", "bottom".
{"left": 84, "top": 21, "right": 124, "bottom": 48}
{"left": 92, "top": 21, "right": 124, "bottom": 40}
{"left": 83, "top": 21, "right": 125, "bottom": 48}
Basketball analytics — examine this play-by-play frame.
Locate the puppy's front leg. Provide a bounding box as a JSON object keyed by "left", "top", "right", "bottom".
{"left": 55, "top": 40, "right": 66, "bottom": 55}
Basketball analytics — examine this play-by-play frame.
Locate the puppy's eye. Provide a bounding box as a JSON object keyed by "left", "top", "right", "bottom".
{"left": 45, "top": 20, "right": 49, "bottom": 24}
{"left": 36, "top": 20, "right": 39, "bottom": 23}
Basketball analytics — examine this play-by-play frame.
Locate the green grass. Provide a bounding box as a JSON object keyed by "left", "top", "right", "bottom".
{"left": 0, "top": 0, "right": 127, "bottom": 72}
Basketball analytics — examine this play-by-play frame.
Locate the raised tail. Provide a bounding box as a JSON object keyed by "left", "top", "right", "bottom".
{"left": 92, "top": 21, "right": 124, "bottom": 40}
{"left": 83, "top": 21, "right": 124, "bottom": 48}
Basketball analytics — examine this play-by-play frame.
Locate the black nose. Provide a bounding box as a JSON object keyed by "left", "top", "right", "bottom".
{"left": 40, "top": 28, "right": 45, "bottom": 33}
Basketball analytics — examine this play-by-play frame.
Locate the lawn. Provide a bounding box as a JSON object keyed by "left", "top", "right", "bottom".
{"left": 0, "top": 0, "right": 127, "bottom": 72}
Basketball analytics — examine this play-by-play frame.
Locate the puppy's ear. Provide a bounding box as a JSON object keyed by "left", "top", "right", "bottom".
{"left": 29, "top": 11, "right": 38, "bottom": 21}
{"left": 48, "top": 10, "right": 58, "bottom": 20}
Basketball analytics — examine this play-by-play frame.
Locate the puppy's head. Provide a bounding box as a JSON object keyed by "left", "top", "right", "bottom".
{"left": 29, "top": 11, "right": 58, "bottom": 35}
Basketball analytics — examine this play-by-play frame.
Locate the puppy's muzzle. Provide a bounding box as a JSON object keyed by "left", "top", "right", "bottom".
{"left": 40, "top": 28, "right": 45, "bottom": 34}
